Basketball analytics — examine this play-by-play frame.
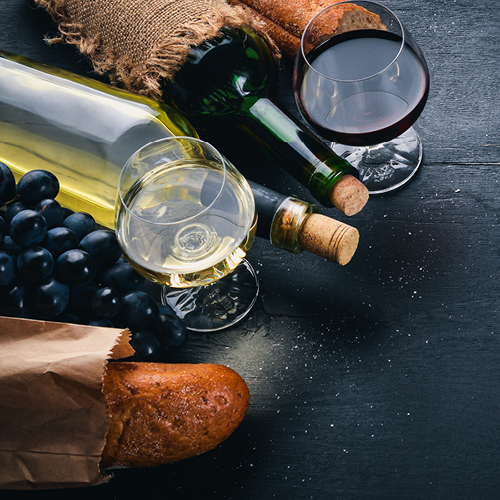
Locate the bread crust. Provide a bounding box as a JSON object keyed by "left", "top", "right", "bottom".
{"left": 101, "top": 362, "right": 250, "bottom": 469}
{"left": 230, "top": 0, "right": 385, "bottom": 58}
{"left": 243, "top": 6, "right": 302, "bottom": 58}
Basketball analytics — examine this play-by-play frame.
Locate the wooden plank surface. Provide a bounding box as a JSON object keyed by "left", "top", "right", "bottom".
{"left": 1, "top": 0, "right": 499, "bottom": 499}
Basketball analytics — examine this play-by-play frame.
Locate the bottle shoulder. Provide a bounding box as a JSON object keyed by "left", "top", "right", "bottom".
{"left": 161, "top": 27, "right": 278, "bottom": 116}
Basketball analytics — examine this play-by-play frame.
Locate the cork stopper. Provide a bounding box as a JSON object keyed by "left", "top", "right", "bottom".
{"left": 328, "top": 174, "right": 369, "bottom": 216}
{"left": 298, "top": 213, "right": 359, "bottom": 265}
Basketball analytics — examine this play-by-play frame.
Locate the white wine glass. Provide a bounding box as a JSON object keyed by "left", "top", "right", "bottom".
{"left": 293, "top": 1, "right": 430, "bottom": 195}
{"left": 115, "top": 136, "right": 258, "bottom": 332}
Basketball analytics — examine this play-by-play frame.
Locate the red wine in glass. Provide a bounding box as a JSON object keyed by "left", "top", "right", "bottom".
{"left": 295, "top": 29, "right": 429, "bottom": 147}
{"left": 293, "top": 1, "right": 430, "bottom": 195}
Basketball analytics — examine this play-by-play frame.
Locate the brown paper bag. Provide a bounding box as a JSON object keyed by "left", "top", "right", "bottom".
{"left": 0, "top": 316, "right": 133, "bottom": 490}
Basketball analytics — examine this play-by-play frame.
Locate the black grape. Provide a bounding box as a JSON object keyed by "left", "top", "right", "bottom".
{"left": 36, "top": 198, "right": 64, "bottom": 229}
{"left": 167, "top": 318, "right": 189, "bottom": 347}
{"left": 0, "top": 283, "right": 29, "bottom": 318}
{"left": 9, "top": 209, "right": 48, "bottom": 248}
{"left": 0, "top": 236, "right": 22, "bottom": 256}
{"left": 79, "top": 230, "right": 121, "bottom": 269}
{"left": 55, "top": 311, "right": 85, "bottom": 325}
{"left": 120, "top": 291, "right": 160, "bottom": 328}
{"left": 0, "top": 251, "right": 17, "bottom": 286}
{"left": 0, "top": 168, "right": 190, "bottom": 352}
{"left": 42, "top": 227, "right": 79, "bottom": 259}
{"left": 3, "top": 201, "right": 27, "bottom": 228}
{"left": 56, "top": 249, "right": 96, "bottom": 285}
{"left": 130, "top": 330, "right": 162, "bottom": 362}
{"left": 61, "top": 207, "right": 74, "bottom": 220}
{"left": 0, "top": 216, "right": 5, "bottom": 244}
{"left": 16, "top": 170, "right": 59, "bottom": 206}
{"left": 102, "top": 261, "right": 145, "bottom": 292}
{"left": 91, "top": 287, "right": 121, "bottom": 318}
{"left": 155, "top": 314, "right": 189, "bottom": 348}
{"left": 0, "top": 162, "right": 17, "bottom": 205}
{"left": 88, "top": 318, "right": 115, "bottom": 328}
{"left": 63, "top": 212, "right": 97, "bottom": 240}
{"left": 17, "top": 246, "right": 54, "bottom": 281}
{"left": 32, "top": 276, "right": 70, "bottom": 318}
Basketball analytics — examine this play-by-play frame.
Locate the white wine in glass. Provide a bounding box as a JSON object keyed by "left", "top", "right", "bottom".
{"left": 115, "top": 137, "right": 258, "bottom": 331}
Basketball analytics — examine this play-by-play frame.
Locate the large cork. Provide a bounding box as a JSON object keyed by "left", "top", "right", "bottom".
{"left": 298, "top": 213, "right": 359, "bottom": 265}
{"left": 328, "top": 174, "right": 369, "bottom": 216}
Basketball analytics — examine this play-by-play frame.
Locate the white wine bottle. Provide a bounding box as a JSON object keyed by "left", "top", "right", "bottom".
{"left": 0, "top": 50, "right": 358, "bottom": 265}
{"left": 0, "top": 49, "right": 197, "bottom": 228}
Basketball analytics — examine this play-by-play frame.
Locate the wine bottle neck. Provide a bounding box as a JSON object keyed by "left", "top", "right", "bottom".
{"left": 248, "top": 181, "right": 318, "bottom": 253}
{"left": 270, "top": 196, "right": 317, "bottom": 254}
{"left": 248, "top": 180, "right": 359, "bottom": 264}
{"left": 162, "top": 25, "right": 364, "bottom": 212}
{"left": 242, "top": 96, "right": 357, "bottom": 206}
{"left": 248, "top": 180, "right": 315, "bottom": 253}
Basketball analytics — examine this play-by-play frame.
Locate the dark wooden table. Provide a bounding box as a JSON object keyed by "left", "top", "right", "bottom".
{"left": 1, "top": 1, "right": 499, "bottom": 499}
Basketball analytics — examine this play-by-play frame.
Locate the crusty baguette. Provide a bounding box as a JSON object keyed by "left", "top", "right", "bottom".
{"left": 100, "top": 362, "right": 250, "bottom": 469}
{"left": 236, "top": 4, "right": 302, "bottom": 59}
{"left": 229, "top": 0, "right": 386, "bottom": 58}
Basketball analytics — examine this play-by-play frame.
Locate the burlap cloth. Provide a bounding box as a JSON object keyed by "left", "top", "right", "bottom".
{"left": 34, "top": 0, "right": 276, "bottom": 100}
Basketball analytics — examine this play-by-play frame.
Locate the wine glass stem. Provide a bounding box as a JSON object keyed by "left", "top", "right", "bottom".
{"left": 161, "top": 259, "right": 259, "bottom": 332}
{"left": 331, "top": 127, "right": 423, "bottom": 195}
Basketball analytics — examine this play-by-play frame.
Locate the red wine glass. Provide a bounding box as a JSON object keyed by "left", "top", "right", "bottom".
{"left": 293, "top": 1, "right": 429, "bottom": 195}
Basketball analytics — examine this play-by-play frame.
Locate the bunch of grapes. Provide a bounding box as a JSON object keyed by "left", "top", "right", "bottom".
{"left": 0, "top": 162, "right": 187, "bottom": 361}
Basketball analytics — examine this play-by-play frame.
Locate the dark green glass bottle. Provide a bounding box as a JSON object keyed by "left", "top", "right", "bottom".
{"left": 161, "top": 27, "right": 368, "bottom": 216}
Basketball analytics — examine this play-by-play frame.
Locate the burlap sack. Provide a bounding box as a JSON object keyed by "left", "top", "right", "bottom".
{"left": 34, "top": 0, "right": 276, "bottom": 99}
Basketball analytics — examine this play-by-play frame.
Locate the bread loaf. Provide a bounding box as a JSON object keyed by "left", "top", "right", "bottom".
{"left": 229, "top": 0, "right": 386, "bottom": 58}
{"left": 100, "top": 362, "right": 250, "bottom": 469}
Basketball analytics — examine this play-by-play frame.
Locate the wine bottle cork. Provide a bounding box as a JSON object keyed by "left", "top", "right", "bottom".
{"left": 298, "top": 213, "right": 359, "bottom": 265}
{"left": 329, "top": 174, "right": 369, "bottom": 216}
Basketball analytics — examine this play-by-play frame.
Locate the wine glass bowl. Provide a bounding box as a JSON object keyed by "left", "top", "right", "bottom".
{"left": 115, "top": 136, "right": 258, "bottom": 331}
{"left": 293, "top": 1, "right": 429, "bottom": 194}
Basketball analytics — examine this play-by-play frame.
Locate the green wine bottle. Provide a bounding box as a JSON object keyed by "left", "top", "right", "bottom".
{"left": 161, "top": 27, "right": 369, "bottom": 216}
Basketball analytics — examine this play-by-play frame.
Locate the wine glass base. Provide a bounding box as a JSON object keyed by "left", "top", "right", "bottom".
{"left": 160, "top": 259, "right": 259, "bottom": 332}
{"left": 331, "top": 127, "right": 423, "bottom": 195}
